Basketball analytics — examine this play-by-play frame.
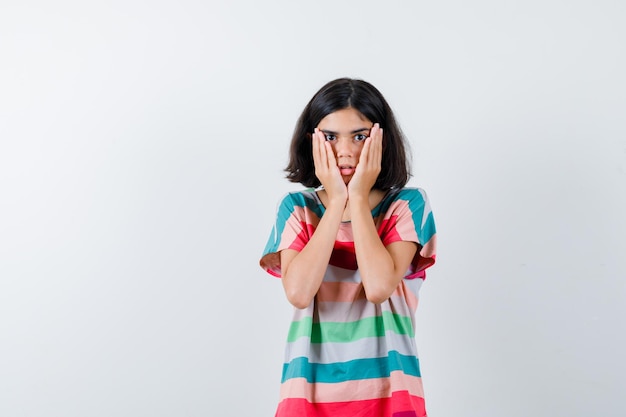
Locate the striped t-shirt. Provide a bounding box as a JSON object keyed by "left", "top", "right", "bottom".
{"left": 260, "top": 187, "right": 437, "bottom": 417}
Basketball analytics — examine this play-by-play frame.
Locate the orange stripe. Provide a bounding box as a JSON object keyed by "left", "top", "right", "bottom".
{"left": 316, "top": 281, "right": 418, "bottom": 311}
{"left": 279, "top": 370, "right": 424, "bottom": 403}
{"left": 395, "top": 281, "right": 419, "bottom": 311}
{"left": 317, "top": 282, "right": 365, "bottom": 302}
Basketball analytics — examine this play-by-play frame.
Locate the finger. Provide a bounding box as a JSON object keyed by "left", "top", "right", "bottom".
{"left": 314, "top": 129, "right": 335, "bottom": 175}
{"left": 313, "top": 129, "right": 330, "bottom": 175}
{"left": 361, "top": 124, "right": 379, "bottom": 167}
{"left": 325, "top": 140, "right": 337, "bottom": 169}
{"left": 359, "top": 136, "right": 372, "bottom": 166}
{"left": 372, "top": 124, "right": 383, "bottom": 168}
{"left": 312, "top": 129, "right": 321, "bottom": 170}
{"left": 316, "top": 129, "right": 331, "bottom": 170}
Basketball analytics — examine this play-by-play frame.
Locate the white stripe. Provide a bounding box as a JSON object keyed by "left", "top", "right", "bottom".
{"left": 284, "top": 333, "right": 419, "bottom": 364}
{"left": 404, "top": 277, "right": 423, "bottom": 295}
{"left": 323, "top": 264, "right": 362, "bottom": 283}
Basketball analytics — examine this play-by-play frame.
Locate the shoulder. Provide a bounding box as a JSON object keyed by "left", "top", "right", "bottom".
{"left": 391, "top": 187, "right": 429, "bottom": 202}
{"left": 375, "top": 187, "right": 434, "bottom": 226}
{"left": 380, "top": 187, "right": 430, "bottom": 209}
{"left": 277, "top": 189, "right": 318, "bottom": 208}
{"left": 275, "top": 189, "right": 321, "bottom": 217}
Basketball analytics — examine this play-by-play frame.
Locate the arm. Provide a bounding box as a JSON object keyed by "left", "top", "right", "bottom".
{"left": 280, "top": 202, "right": 342, "bottom": 309}
{"left": 280, "top": 129, "right": 347, "bottom": 309}
{"left": 348, "top": 124, "right": 418, "bottom": 303}
{"left": 350, "top": 199, "right": 418, "bottom": 304}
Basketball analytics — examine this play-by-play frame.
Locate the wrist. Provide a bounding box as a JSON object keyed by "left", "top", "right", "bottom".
{"left": 347, "top": 192, "right": 369, "bottom": 204}
{"left": 326, "top": 196, "right": 348, "bottom": 210}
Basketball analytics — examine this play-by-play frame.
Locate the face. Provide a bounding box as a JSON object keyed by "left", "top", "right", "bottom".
{"left": 316, "top": 107, "right": 374, "bottom": 184}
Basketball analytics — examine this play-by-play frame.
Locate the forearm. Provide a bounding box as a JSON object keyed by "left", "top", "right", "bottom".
{"left": 281, "top": 203, "right": 344, "bottom": 308}
{"left": 350, "top": 196, "right": 404, "bottom": 304}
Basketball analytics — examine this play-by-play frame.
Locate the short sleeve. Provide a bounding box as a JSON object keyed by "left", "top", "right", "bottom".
{"left": 259, "top": 192, "right": 321, "bottom": 277}
{"left": 379, "top": 188, "right": 437, "bottom": 279}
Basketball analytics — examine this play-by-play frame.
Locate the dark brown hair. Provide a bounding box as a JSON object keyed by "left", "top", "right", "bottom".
{"left": 285, "top": 78, "right": 411, "bottom": 190}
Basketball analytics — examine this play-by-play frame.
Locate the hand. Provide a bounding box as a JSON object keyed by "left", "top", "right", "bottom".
{"left": 348, "top": 123, "right": 382, "bottom": 199}
{"left": 312, "top": 128, "right": 348, "bottom": 206}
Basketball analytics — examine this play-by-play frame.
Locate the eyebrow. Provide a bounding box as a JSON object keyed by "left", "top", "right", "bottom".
{"left": 320, "top": 128, "right": 370, "bottom": 135}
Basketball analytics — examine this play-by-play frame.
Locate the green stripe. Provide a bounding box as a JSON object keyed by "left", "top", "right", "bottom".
{"left": 287, "top": 311, "right": 414, "bottom": 343}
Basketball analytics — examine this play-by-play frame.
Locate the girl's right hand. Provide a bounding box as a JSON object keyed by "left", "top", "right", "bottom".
{"left": 312, "top": 128, "right": 348, "bottom": 207}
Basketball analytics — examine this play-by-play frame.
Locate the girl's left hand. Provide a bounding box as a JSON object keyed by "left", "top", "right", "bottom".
{"left": 348, "top": 123, "right": 383, "bottom": 199}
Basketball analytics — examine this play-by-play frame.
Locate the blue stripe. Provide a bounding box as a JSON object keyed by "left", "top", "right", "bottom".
{"left": 281, "top": 350, "right": 421, "bottom": 383}
{"left": 400, "top": 188, "right": 436, "bottom": 245}
{"left": 420, "top": 211, "right": 436, "bottom": 245}
{"left": 264, "top": 188, "right": 435, "bottom": 256}
{"left": 374, "top": 188, "right": 436, "bottom": 245}
{"left": 371, "top": 188, "right": 401, "bottom": 217}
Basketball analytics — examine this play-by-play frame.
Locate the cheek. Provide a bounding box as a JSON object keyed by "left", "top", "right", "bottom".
{"left": 355, "top": 145, "right": 365, "bottom": 160}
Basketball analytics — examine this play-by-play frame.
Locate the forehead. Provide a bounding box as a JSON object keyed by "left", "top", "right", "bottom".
{"left": 317, "top": 108, "right": 373, "bottom": 130}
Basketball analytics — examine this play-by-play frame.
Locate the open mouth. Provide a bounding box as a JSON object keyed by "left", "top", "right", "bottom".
{"left": 339, "top": 165, "right": 355, "bottom": 175}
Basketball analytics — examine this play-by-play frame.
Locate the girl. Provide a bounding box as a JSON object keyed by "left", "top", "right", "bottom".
{"left": 260, "top": 78, "right": 437, "bottom": 417}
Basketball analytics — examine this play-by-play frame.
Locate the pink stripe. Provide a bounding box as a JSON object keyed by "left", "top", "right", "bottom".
{"left": 383, "top": 200, "right": 420, "bottom": 242}
{"left": 278, "top": 206, "right": 321, "bottom": 252}
{"left": 279, "top": 371, "right": 424, "bottom": 403}
{"left": 337, "top": 222, "right": 354, "bottom": 241}
{"left": 420, "top": 234, "right": 436, "bottom": 259}
{"left": 277, "top": 206, "right": 306, "bottom": 250}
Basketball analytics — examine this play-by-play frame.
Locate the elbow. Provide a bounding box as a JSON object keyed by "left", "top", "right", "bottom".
{"left": 289, "top": 297, "right": 313, "bottom": 309}
{"left": 365, "top": 292, "right": 390, "bottom": 305}
{"left": 364, "top": 285, "right": 392, "bottom": 305}
{"left": 282, "top": 270, "right": 316, "bottom": 309}
{"left": 285, "top": 289, "right": 313, "bottom": 309}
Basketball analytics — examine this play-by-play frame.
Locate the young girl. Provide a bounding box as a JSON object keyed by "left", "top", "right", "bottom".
{"left": 260, "top": 78, "right": 437, "bottom": 417}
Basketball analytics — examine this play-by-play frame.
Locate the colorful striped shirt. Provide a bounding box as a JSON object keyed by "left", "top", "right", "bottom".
{"left": 260, "top": 187, "right": 437, "bottom": 417}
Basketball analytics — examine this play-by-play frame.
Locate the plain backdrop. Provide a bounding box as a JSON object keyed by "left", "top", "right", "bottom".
{"left": 1, "top": 1, "right": 625, "bottom": 416}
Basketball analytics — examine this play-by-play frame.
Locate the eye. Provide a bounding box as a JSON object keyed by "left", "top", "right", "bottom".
{"left": 324, "top": 134, "right": 336, "bottom": 141}
{"left": 354, "top": 134, "right": 367, "bottom": 142}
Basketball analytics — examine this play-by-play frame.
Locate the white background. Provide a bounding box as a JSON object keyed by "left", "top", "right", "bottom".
{"left": 1, "top": 1, "right": 625, "bottom": 416}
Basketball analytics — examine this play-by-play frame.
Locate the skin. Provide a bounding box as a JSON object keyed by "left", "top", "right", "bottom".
{"left": 280, "top": 107, "right": 418, "bottom": 308}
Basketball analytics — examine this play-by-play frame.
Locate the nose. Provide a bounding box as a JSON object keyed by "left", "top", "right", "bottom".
{"left": 333, "top": 137, "right": 355, "bottom": 158}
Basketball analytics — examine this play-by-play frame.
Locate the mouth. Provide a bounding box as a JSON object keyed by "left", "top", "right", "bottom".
{"left": 339, "top": 165, "right": 355, "bottom": 176}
